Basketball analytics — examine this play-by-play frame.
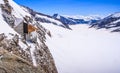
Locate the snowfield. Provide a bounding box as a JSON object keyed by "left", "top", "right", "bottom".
{"left": 41, "top": 23, "right": 120, "bottom": 73}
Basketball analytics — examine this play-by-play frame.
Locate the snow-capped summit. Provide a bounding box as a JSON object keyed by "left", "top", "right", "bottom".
{"left": 52, "top": 13, "right": 61, "bottom": 19}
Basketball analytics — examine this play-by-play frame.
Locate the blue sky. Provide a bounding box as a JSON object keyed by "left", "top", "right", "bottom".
{"left": 14, "top": 0, "right": 120, "bottom": 16}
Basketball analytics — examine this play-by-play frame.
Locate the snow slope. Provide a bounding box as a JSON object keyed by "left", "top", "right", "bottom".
{"left": 41, "top": 23, "right": 120, "bottom": 73}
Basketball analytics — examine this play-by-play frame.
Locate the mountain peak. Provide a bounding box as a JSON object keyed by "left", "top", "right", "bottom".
{"left": 53, "top": 13, "right": 59, "bottom": 18}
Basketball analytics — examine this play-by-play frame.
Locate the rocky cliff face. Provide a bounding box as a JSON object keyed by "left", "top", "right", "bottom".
{"left": 0, "top": 0, "right": 58, "bottom": 73}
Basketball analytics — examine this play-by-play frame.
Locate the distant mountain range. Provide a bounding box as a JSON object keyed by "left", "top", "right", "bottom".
{"left": 52, "top": 14, "right": 101, "bottom": 25}
{"left": 91, "top": 12, "right": 120, "bottom": 32}
{"left": 23, "top": 5, "right": 120, "bottom": 32}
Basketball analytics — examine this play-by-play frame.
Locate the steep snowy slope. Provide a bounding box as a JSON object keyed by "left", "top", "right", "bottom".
{"left": 0, "top": 0, "right": 57, "bottom": 73}
{"left": 41, "top": 23, "right": 120, "bottom": 73}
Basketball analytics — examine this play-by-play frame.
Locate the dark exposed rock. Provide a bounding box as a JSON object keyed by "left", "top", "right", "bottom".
{"left": 12, "top": 34, "right": 19, "bottom": 45}
{"left": 0, "top": 33, "right": 5, "bottom": 42}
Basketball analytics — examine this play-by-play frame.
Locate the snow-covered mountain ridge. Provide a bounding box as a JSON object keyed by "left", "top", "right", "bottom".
{"left": 91, "top": 12, "right": 120, "bottom": 32}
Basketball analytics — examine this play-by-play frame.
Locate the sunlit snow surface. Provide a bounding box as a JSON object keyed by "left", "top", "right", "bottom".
{"left": 41, "top": 23, "right": 120, "bottom": 73}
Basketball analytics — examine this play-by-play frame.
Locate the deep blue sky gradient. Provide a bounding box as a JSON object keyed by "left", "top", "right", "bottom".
{"left": 14, "top": 0, "right": 120, "bottom": 16}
